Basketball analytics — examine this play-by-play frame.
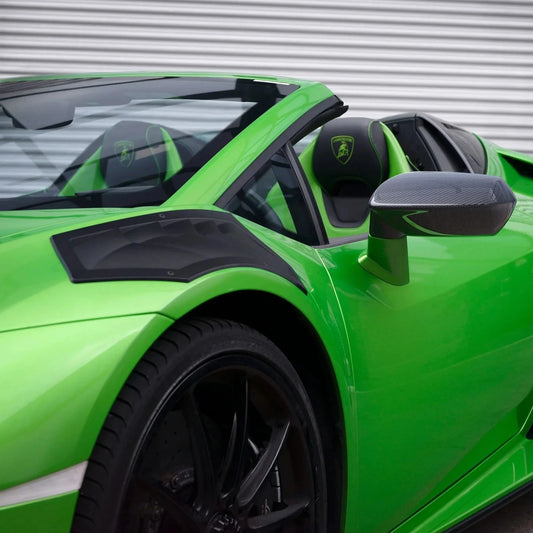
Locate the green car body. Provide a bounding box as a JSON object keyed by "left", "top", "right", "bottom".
{"left": 0, "top": 73, "right": 532, "bottom": 532}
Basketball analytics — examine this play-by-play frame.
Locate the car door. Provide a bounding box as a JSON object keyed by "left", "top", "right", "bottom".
{"left": 315, "top": 190, "right": 533, "bottom": 532}
{"left": 219, "top": 129, "right": 533, "bottom": 532}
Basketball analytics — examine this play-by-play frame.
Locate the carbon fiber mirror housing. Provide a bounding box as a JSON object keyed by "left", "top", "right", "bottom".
{"left": 359, "top": 172, "right": 516, "bottom": 285}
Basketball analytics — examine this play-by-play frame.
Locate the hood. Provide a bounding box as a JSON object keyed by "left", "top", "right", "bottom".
{"left": 0, "top": 207, "right": 209, "bottom": 333}
{"left": 0, "top": 208, "right": 136, "bottom": 244}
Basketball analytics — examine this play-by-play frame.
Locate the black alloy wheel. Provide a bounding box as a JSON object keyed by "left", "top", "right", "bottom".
{"left": 72, "top": 318, "right": 328, "bottom": 533}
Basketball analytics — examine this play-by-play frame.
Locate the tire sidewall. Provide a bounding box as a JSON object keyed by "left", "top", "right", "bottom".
{"left": 73, "top": 319, "right": 327, "bottom": 533}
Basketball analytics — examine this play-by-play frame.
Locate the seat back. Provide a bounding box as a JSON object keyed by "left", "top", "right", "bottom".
{"left": 312, "top": 116, "right": 389, "bottom": 196}
{"left": 311, "top": 117, "right": 391, "bottom": 227}
{"left": 100, "top": 120, "right": 181, "bottom": 187}
{"left": 59, "top": 120, "right": 182, "bottom": 196}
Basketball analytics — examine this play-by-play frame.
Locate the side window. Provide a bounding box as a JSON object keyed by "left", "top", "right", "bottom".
{"left": 225, "top": 148, "right": 319, "bottom": 245}
{"left": 293, "top": 130, "right": 320, "bottom": 156}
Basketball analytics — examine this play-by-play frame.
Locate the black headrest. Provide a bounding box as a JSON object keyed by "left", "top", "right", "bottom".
{"left": 312, "top": 117, "right": 390, "bottom": 196}
{"left": 100, "top": 120, "right": 169, "bottom": 187}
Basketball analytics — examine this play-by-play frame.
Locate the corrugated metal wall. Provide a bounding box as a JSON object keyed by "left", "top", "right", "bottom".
{"left": 1, "top": 0, "right": 532, "bottom": 153}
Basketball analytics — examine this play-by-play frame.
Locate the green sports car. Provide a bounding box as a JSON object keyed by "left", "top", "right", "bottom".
{"left": 0, "top": 73, "right": 532, "bottom": 533}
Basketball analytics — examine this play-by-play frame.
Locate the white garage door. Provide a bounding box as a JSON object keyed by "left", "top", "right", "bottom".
{"left": 1, "top": 0, "right": 532, "bottom": 153}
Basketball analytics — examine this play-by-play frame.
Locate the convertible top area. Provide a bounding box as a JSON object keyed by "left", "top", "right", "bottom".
{"left": 382, "top": 112, "right": 487, "bottom": 174}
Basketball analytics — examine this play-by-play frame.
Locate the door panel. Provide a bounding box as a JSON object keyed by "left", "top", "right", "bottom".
{"left": 317, "top": 219, "right": 533, "bottom": 532}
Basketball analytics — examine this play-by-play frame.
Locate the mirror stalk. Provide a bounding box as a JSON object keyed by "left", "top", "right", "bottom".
{"left": 359, "top": 233, "right": 409, "bottom": 286}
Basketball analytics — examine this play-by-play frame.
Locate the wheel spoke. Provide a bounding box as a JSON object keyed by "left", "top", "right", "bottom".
{"left": 219, "top": 374, "right": 249, "bottom": 497}
{"left": 247, "top": 498, "right": 310, "bottom": 532}
{"left": 182, "top": 389, "right": 217, "bottom": 515}
{"left": 93, "top": 321, "right": 325, "bottom": 533}
{"left": 235, "top": 419, "right": 290, "bottom": 509}
{"left": 136, "top": 478, "right": 200, "bottom": 532}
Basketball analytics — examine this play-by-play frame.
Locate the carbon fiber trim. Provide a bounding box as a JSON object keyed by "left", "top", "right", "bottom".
{"left": 51, "top": 210, "right": 306, "bottom": 292}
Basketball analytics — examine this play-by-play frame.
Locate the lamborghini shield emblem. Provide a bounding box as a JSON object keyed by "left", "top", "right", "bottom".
{"left": 114, "top": 140, "right": 135, "bottom": 168}
{"left": 331, "top": 135, "right": 354, "bottom": 165}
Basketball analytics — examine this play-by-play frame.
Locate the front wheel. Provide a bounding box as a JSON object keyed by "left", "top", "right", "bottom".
{"left": 72, "top": 318, "right": 328, "bottom": 532}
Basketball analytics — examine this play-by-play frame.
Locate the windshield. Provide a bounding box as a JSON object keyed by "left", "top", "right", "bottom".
{"left": 0, "top": 76, "right": 297, "bottom": 210}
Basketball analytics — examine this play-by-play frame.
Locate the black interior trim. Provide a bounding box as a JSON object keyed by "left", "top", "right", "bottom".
{"left": 322, "top": 192, "right": 370, "bottom": 228}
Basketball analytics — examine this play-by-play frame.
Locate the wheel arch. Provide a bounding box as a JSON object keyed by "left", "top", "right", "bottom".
{"left": 187, "top": 289, "right": 347, "bottom": 530}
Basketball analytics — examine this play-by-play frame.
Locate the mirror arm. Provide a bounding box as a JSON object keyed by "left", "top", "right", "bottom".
{"left": 358, "top": 211, "right": 409, "bottom": 286}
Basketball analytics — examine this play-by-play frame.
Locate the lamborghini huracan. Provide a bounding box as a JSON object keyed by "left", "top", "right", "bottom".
{"left": 0, "top": 73, "right": 532, "bottom": 533}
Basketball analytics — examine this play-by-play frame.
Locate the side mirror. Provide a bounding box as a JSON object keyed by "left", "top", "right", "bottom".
{"left": 358, "top": 172, "right": 516, "bottom": 285}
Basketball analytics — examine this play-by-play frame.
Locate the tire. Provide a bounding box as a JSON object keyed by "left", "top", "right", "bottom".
{"left": 72, "top": 318, "right": 328, "bottom": 533}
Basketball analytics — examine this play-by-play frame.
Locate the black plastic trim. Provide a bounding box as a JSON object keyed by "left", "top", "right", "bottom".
{"left": 501, "top": 153, "right": 533, "bottom": 179}
{"left": 321, "top": 191, "right": 371, "bottom": 229}
{"left": 292, "top": 103, "right": 349, "bottom": 145}
{"left": 445, "top": 479, "right": 533, "bottom": 532}
{"left": 51, "top": 210, "right": 306, "bottom": 292}
{"left": 284, "top": 143, "right": 328, "bottom": 244}
{"left": 315, "top": 233, "right": 368, "bottom": 248}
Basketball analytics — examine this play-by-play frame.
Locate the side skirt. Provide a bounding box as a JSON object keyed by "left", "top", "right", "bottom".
{"left": 446, "top": 479, "right": 533, "bottom": 532}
